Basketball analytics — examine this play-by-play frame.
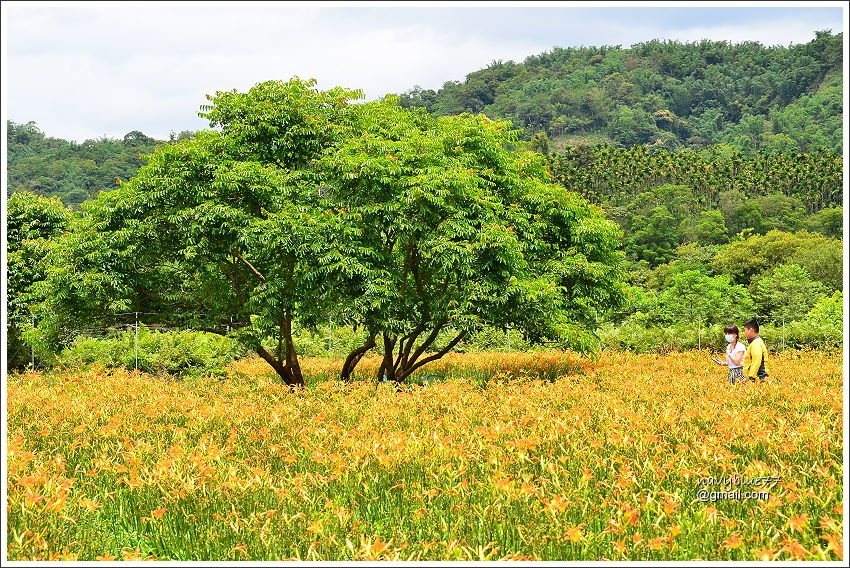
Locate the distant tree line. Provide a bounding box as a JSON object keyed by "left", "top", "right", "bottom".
{"left": 546, "top": 146, "right": 842, "bottom": 267}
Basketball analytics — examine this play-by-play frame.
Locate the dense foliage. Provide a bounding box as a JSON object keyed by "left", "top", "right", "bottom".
{"left": 548, "top": 145, "right": 841, "bottom": 216}
{"left": 397, "top": 31, "right": 843, "bottom": 153}
{"left": 7, "top": 121, "right": 165, "bottom": 206}
{"left": 59, "top": 325, "right": 246, "bottom": 378}
{"left": 546, "top": 146, "right": 842, "bottom": 269}
{"left": 605, "top": 230, "right": 843, "bottom": 353}
{"left": 7, "top": 192, "right": 72, "bottom": 368}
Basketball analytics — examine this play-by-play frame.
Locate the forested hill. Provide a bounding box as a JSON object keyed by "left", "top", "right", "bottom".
{"left": 396, "top": 31, "right": 843, "bottom": 153}
{"left": 6, "top": 31, "right": 842, "bottom": 208}
{"left": 6, "top": 122, "right": 196, "bottom": 207}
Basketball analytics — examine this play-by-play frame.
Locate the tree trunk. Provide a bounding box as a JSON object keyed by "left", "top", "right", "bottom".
{"left": 396, "top": 330, "right": 468, "bottom": 383}
{"left": 340, "top": 333, "right": 377, "bottom": 381}
{"left": 378, "top": 336, "right": 397, "bottom": 383}
{"left": 256, "top": 345, "right": 298, "bottom": 386}
{"left": 282, "top": 313, "right": 304, "bottom": 387}
{"left": 254, "top": 312, "right": 304, "bottom": 387}
{"left": 373, "top": 327, "right": 468, "bottom": 384}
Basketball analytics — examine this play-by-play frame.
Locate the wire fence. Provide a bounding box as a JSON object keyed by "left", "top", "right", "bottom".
{"left": 9, "top": 309, "right": 804, "bottom": 373}
{"left": 11, "top": 311, "right": 249, "bottom": 372}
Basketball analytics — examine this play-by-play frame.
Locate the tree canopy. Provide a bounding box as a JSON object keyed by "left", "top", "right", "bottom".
{"left": 7, "top": 192, "right": 72, "bottom": 368}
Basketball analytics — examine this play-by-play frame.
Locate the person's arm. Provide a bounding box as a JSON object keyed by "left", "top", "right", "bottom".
{"left": 747, "top": 342, "right": 763, "bottom": 379}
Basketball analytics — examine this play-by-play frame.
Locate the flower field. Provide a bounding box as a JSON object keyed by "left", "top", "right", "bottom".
{"left": 6, "top": 350, "right": 844, "bottom": 561}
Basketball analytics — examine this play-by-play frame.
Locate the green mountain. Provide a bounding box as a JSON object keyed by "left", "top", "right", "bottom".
{"left": 396, "top": 31, "right": 843, "bottom": 153}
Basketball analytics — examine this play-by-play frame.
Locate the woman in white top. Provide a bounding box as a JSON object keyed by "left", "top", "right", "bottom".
{"left": 719, "top": 323, "right": 746, "bottom": 384}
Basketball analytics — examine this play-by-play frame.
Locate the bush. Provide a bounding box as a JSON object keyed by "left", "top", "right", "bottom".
{"left": 597, "top": 321, "right": 687, "bottom": 353}
{"left": 465, "top": 326, "right": 533, "bottom": 352}
{"left": 60, "top": 325, "right": 246, "bottom": 377}
{"left": 762, "top": 292, "right": 843, "bottom": 350}
{"left": 288, "top": 324, "right": 383, "bottom": 358}
{"left": 599, "top": 321, "right": 751, "bottom": 353}
{"left": 600, "top": 294, "right": 842, "bottom": 355}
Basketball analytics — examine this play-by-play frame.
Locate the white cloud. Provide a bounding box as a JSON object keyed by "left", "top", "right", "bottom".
{"left": 666, "top": 15, "right": 842, "bottom": 46}
{"left": 2, "top": 4, "right": 845, "bottom": 142}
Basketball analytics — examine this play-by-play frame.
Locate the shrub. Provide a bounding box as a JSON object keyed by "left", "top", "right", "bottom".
{"left": 599, "top": 321, "right": 756, "bottom": 353}
{"left": 60, "top": 325, "right": 246, "bottom": 377}
{"left": 762, "top": 292, "right": 843, "bottom": 350}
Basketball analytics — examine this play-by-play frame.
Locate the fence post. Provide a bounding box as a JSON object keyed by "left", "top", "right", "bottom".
{"left": 134, "top": 312, "right": 139, "bottom": 371}
{"left": 31, "top": 314, "right": 35, "bottom": 370}
{"left": 782, "top": 314, "right": 785, "bottom": 350}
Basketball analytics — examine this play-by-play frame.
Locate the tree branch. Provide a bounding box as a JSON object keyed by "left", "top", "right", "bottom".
{"left": 379, "top": 335, "right": 397, "bottom": 382}
{"left": 393, "top": 335, "right": 406, "bottom": 375}
{"left": 276, "top": 317, "right": 284, "bottom": 362}
{"left": 235, "top": 253, "right": 266, "bottom": 282}
{"left": 399, "top": 322, "right": 427, "bottom": 370}
{"left": 220, "top": 259, "right": 248, "bottom": 307}
{"left": 340, "top": 332, "right": 377, "bottom": 381}
{"left": 406, "top": 322, "right": 445, "bottom": 370}
{"left": 256, "top": 345, "right": 293, "bottom": 384}
{"left": 401, "top": 330, "right": 468, "bottom": 381}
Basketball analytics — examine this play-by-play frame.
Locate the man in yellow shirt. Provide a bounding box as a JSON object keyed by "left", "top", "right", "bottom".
{"left": 743, "top": 319, "right": 769, "bottom": 383}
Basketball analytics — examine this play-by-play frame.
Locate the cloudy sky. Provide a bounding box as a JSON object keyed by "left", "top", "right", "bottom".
{"left": 2, "top": 2, "right": 846, "bottom": 142}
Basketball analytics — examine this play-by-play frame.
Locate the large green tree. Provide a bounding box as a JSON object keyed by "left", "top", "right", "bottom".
{"left": 34, "top": 79, "right": 363, "bottom": 385}
{"left": 752, "top": 264, "right": 827, "bottom": 325}
{"left": 32, "top": 79, "right": 626, "bottom": 385}
{"left": 319, "top": 101, "right": 626, "bottom": 381}
{"left": 711, "top": 229, "right": 842, "bottom": 288}
{"left": 625, "top": 206, "right": 679, "bottom": 266}
{"left": 658, "top": 270, "right": 755, "bottom": 348}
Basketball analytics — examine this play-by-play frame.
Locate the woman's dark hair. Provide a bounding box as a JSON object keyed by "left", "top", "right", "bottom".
{"left": 724, "top": 324, "right": 739, "bottom": 337}
{"left": 744, "top": 318, "right": 759, "bottom": 333}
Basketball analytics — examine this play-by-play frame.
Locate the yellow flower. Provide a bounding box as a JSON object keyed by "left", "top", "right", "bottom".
{"left": 786, "top": 513, "right": 809, "bottom": 534}
{"left": 612, "top": 539, "right": 627, "bottom": 555}
{"left": 647, "top": 536, "right": 667, "bottom": 551}
{"left": 722, "top": 532, "right": 743, "bottom": 549}
{"left": 821, "top": 533, "right": 842, "bottom": 560}
{"left": 307, "top": 520, "right": 324, "bottom": 535}
{"left": 780, "top": 537, "right": 808, "bottom": 560}
{"left": 565, "top": 523, "right": 586, "bottom": 543}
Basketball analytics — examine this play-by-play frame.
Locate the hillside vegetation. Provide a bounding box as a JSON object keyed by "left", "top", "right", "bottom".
{"left": 396, "top": 31, "right": 842, "bottom": 153}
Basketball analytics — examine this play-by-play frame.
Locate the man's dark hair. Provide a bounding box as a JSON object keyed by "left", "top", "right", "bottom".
{"left": 744, "top": 319, "right": 759, "bottom": 333}
{"left": 724, "top": 324, "right": 739, "bottom": 336}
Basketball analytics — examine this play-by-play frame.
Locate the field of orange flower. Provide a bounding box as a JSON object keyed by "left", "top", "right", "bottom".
{"left": 6, "top": 349, "right": 844, "bottom": 561}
